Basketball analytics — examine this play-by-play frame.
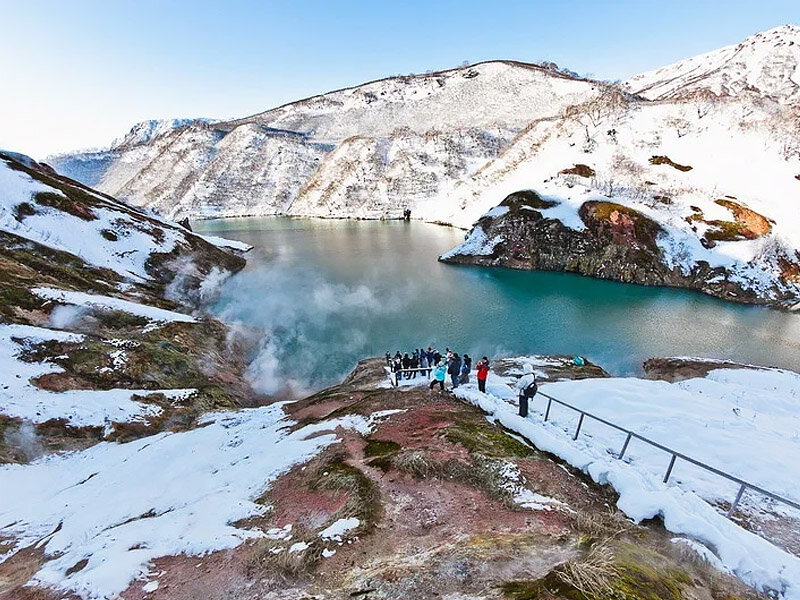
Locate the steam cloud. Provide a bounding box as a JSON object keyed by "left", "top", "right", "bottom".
{"left": 213, "top": 257, "right": 413, "bottom": 397}
{"left": 49, "top": 304, "right": 87, "bottom": 329}
{"left": 4, "top": 422, "right": 44, "bottom": 462}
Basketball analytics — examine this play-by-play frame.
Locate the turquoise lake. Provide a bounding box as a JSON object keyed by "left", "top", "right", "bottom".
{"left": 193, "top": 217, "right": 800, "bottom": 393}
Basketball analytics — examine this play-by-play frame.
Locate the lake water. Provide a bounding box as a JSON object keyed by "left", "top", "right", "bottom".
{"left": 193, "top": 217, "right": 800, "bottom": 394}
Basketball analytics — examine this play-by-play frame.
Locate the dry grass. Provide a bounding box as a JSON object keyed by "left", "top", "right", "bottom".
{"left": 391, "top": 450, "right": 515, "bottom": 504}
{"left": 243, "top": 534, "right": 325, "bottom": 580}
{"left": 555, "top": 542, "right": 618, "bottom": 599}
{"left": 568, "top": 507, "right": 635, "bottom": 541}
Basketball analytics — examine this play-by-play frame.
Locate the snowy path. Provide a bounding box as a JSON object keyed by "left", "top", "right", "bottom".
{"left": 453, "top": 362, "right": 800, "bottom": 600}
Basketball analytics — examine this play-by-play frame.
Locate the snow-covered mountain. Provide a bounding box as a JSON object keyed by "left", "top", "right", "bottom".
{"left": 626, "top": 25, "right": 800, "bottom": 103}
{"left": 0, "top": 150, "right": 247, "bottom": 301}
{"left": 49, "top": 61, "right": 600, "bottom": 220}
{"left": 47, "top": 27, "right": 800, "bottom": 305}
{"left": 110, "top": 118, "right": 211, "bottom": 149}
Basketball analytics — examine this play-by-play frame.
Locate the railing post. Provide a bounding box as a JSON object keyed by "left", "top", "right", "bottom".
{"left": 618, "top": 432, "right": 633, "bottom": 460}
{"left": 727, "top": 484, "right": 746, "bottom": 517}
{"left": 544, "top": 397, "right": 553, "bottom": 422}
{"left": 573, "top": 413, "right": 585, "bottom": 440}
{"left": 663, "top": 454, "right": 677, "bottom": 483}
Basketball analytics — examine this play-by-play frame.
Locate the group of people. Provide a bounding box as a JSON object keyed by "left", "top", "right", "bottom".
{"left": 385, "top": 347, "right": 543, "bottom": 418}
{"left": 385, "top": 348, "right": 492, "bottom": 394}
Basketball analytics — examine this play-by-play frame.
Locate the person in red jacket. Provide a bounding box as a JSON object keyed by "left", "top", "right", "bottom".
{"left": 476, "top": 356, "right": 490, "bottom": 393}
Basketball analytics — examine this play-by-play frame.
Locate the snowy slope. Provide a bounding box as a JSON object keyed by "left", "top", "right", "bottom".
{"left": 288, "top": 128, "right": 507, "bottom": 219}
{"left": 0, "top": 324, "right": 194, "bottom": 427}
{"left": 228, "top": 61, "right": 596, "bottom": 141}
{"left": 454, "top": 360, "right": 800, "bottom": 600}
{"left": 0, "top": 151, "right": 245, "bottom": 286}
{"left": 0, "top": 406, "right": 398, "bottom": 599}
{"left": 627, "top": 25, "right": 800, "bottom": 102}
{"left": 110, "top": 118, "right": 211, "bottom": 149}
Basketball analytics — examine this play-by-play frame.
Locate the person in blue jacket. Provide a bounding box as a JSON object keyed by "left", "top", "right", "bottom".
{"left": 429, "top": 361, "right": 447, "bottom": 393}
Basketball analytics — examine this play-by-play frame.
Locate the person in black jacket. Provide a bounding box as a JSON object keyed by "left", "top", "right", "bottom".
{"left": 402, "top": 353, "right": 412, "bottom": 380}
{"left": 459, "top": 354, "right": 472, "bottom": 384}
{"left": 448, "top": 353, "right": 462, "bottom": 389}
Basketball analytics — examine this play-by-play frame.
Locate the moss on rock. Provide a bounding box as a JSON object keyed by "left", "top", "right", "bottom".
{"left": 445, "top": 417, "right": 536, "bottom": 458}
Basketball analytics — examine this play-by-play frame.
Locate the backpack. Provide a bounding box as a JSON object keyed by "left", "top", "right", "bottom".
{"left": 522, "top": 378, "right": 538, "bottom": 398}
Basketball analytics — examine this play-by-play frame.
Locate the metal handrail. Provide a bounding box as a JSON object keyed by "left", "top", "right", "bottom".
{"left": 534, "top": 391, "right": 800, "bottom": 517}
{"left": 380, "top": 363, "right": 800, "bottom": 518}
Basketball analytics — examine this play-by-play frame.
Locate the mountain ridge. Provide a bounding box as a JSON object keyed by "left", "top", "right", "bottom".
{"left": 626, "top": 24, "right": 800, "bottom": 102}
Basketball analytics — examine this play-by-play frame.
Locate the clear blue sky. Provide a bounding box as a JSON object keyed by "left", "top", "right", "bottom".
{"left": 2, "top": 0, "right": 798, "bottom": 158}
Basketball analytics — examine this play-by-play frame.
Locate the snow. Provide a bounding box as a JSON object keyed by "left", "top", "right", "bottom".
{"left": 0, "top": 157, "right": 184, "bottom": 281}
{"left": 0, "top": 324, "right": 193, "bottom": 428}
{"left": 110, "top": 118, "right": 210, "bottom": 150}
{"left": 439, "top": 225, "right": 503, "bottom": 259}
{"left": 452, "top": 363, "right": 800, "bottom": 600}
{"left": 196, "top": 232, "right": 253, "bottom": 252}
{"left": 671, "top": 537, "right": 730, "bottom": 573}
{"left": 289, "top": 541, "right": 310, "bottom": 553}
{"left": 627, "top": 25, "right": 800, "bottom": 103}
{"left": 482, "top": 205, "right": 509, "bottom": 218}
{"left": 499, "top": 461, "right": 570, "bottom": 512}
{"left": 33, "top": 287, "right": 196, "bottom": 324}
{"left": 441, "top": 95, "right": 800, "bottom": 303}
{"left": 141, "top": 580, "right": 159, "bottom": 593}
{"left": 265, "top": 524, "right": 292, "bottom": 540}
{"left": 319, "top": 517, "right": 360, "bottom": 541}
{"left": 0, "top": 403, "right": 393, "bottom": 599}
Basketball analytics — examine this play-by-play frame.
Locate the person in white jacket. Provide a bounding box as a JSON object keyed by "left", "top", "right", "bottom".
{"left": 516, "top": 364, "right": 538, "bottom": 417}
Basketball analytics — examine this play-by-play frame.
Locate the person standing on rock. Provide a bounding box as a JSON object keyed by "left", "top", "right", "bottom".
{"left": 430, "top": 360, "right": 447, "bottom": 394}
{"left": 476, "top": 357, "right": 490, "bottom": 393}
{"left": 516, "top": 364, "right": 538, "bottom": 418}
{"left": 402, "top": 353, "right": 412, "bottom": 380}
{"left": 448, "top": 353, "right": 462, "bottom": 389}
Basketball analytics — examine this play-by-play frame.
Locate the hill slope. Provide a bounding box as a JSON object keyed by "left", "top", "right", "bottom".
{"left": 626, "top": 25, "right": 800, "bottom": 103}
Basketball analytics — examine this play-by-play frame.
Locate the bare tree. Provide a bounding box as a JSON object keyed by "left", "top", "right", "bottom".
{"left": 665, "top": 117, "right": 690, "bottom": 138}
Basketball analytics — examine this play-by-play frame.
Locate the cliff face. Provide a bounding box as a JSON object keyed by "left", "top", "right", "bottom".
{"left": 440, "top": 191, "right": 777, "bottom": 306}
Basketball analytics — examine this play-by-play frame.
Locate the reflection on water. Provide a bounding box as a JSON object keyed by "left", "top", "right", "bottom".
{"left": 194, "top": 217, "right": 800, "bottom": 392}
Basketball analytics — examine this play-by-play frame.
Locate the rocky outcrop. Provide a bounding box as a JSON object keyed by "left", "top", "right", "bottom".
{"left": 643, "top": 357, "right": 764, "bottom": 382}
{"left": 441, "top": 191, "right": 776, "bottom": 305}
